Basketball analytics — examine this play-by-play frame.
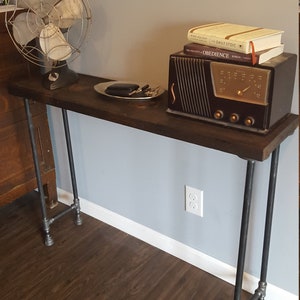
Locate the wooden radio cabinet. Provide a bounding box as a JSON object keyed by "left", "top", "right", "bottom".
{"left": 0, "top": 12, "right": 57, "bottom": 207}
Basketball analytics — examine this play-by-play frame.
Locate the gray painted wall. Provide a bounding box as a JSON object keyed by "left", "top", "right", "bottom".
{"left": 47, "top": 0, "right": 299, "bottom": 295}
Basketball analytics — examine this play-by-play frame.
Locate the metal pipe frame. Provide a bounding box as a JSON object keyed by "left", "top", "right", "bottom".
{"left": 250, "top": 146, "right": 280, "bottom": 300}
{"left": 61, "top": 108, "right": 82, "bottom": 226}
{"left": 24, "top": 98, "right": 82, "bottom": 246}
{"left": 25, "top": 95, "right": 282, "bottom": 298}
{"left": 234, "top": 146, "right": 280, "bottom": 300}
{"left": 24, "top": 98, "right": 54, "bottom": 246}
{"left": 234, "top": 159, "right": 256, "bottom": 300}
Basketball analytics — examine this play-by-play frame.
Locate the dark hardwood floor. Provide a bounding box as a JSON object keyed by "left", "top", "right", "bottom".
{"left": 0, "top": 191, "right": 251, "bottom": 300}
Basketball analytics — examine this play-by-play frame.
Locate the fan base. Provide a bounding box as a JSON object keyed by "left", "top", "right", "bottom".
{"left": 42, "top": 66, "right": 79, "bottom": 90}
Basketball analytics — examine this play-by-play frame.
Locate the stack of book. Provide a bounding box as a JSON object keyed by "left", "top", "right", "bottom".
{"left": 184, "top": 22, "right": 284, "bottom": 65}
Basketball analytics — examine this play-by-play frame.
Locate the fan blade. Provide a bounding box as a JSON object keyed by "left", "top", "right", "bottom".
{"left": 12, "top": 12, "right": 44, "bottom": 46}
{"left": 17, "top": 0, "right": 42, "bottom": 9}
{"left": 39, "top": 23, "right": 72, "bottom": 61}
{"left": 49, "top": 0, "right": 83, "bottom": 29}
{"left": 17, "top": 0, "right": 58, "bottom": 18}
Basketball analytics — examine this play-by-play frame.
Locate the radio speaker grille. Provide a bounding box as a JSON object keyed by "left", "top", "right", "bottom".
{"left": 173, "top": 57, "right": 211, "bottom": 117}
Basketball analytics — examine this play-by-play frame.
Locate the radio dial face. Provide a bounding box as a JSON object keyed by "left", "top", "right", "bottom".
{"left": 210, "top": 62, "right": 271, "bottom": 105}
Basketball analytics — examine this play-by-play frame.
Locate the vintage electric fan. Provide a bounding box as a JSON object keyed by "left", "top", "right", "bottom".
{"left": 5, "top": 0, "right": 91, "bottom": 89}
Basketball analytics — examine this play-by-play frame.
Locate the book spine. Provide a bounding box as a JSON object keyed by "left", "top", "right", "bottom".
{"left": 183, "top": 44, "right": 255, "bottom": 64}
{"left": 187, "top": 32, "right": 250, "bottom": 54}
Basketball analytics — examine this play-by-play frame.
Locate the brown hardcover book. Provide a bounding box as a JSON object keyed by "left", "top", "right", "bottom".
{"left": 183, "top": 43, "right": 284, "bottom": 65}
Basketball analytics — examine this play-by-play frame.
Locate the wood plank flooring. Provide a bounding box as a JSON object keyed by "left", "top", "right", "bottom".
{"left": 0, "top": 191, "right": 251, "bottom": 300}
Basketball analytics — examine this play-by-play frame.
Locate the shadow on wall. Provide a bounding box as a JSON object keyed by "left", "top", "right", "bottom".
{"left": 123, "top": 23, "right": 199, "bottom": 88}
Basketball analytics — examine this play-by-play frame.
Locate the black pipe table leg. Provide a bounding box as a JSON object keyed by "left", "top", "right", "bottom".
{"left": 250, "top": 146, "right": 280, "bottom": 300}
{"left": 24, "top": 98, "right": 54, "bottom": 246}
{"left": 234, "top": 159, "right": 256, "bottom": 300}
{"left": 61, "top": 108, "right": 82, "bottom": 226}
{"left": 24, "top": 103, "right": 82, "bottom": 246}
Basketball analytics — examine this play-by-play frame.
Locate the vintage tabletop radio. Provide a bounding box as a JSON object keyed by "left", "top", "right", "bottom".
{"left": 167, "top": 51, "right": 297, "bottom": 133}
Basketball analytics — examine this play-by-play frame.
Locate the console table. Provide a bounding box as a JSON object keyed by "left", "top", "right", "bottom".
{"left": 8, "top": 74, "right": 298, "bottom": 300}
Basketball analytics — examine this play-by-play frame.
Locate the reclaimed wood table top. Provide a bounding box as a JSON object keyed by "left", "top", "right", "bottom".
{"left": 8, "top": 74, "right": 299, "bottom": 161}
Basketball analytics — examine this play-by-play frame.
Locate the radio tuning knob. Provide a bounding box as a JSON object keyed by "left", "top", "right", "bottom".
{"left": 214, "top": 110, "right": 224, "bottom": 120}
{"left": 244, "top": 116, "right": 255, "bottom": 127}
{"left": 229, "top": 113, "right": 239, "bottom": 123}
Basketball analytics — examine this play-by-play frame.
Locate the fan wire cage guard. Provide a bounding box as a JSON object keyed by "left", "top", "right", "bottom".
{"left": 5, "top": 0, "right": 91, "bottom": 75}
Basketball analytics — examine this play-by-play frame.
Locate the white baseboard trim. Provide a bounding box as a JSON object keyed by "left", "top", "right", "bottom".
{"left": 57, "top": 188, "right": 298, "bottom": 300}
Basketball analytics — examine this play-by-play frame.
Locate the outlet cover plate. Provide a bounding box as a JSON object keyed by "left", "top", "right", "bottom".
{"left": 185, "top": 185, "right": 203, "bottom": 217}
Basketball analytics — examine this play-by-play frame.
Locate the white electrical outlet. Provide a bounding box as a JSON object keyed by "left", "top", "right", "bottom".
{"left": 185, "top": 185, "right": 203, "bottom": 217}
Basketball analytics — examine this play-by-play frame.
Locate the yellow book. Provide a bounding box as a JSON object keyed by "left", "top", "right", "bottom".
{"left": 187, "top": 22, "right": 283, "bottom": 54}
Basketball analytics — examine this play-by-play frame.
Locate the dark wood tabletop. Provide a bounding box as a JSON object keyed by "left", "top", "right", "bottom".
{"left": 8, "top": 73, "right": 299, "bottom": 161}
